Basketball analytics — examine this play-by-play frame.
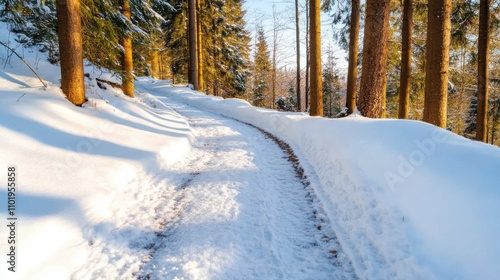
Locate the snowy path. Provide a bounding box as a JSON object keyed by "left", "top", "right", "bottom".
{"left": 75, "top": 89, "right": 355, "bottom": 279}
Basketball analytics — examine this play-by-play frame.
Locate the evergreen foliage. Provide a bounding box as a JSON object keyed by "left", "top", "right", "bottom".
{"left": 252, "top": 27, "right": 271, "bottom": 107}
{"left": 164, "top": 0, "right": 249, "bottom": 96}
{"left": 322, "top": 47, "right": 343, "bottom": 117}
{"left": 0, "top": 0, "right": 172, "bottom": 76}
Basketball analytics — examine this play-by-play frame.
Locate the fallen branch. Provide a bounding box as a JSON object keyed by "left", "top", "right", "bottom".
{"left": 96, "top": 77, "right": 122, "bottom": 89}
{"left": 0, "top": 40, "right": 47, "bottom": 88}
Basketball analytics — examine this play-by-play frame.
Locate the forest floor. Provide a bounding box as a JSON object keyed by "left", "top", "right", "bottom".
{"left": 75, "top": 85, "right": 356, "bottom": 279}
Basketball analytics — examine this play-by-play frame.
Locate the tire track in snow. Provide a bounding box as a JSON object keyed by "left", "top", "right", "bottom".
{"left": 137, "top": 115, "right": 222, "bottom": 279}
{"left": 76, "top": 88, "right": 356, "bottom": 279}
{"left": 134, "top": 95, "right": 357, "bottom": 279}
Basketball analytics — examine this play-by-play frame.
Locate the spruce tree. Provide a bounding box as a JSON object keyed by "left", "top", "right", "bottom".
{"left": 56, "top": 0, "right": 85, "bottom": 106}
{"left": 477, "top": 0, "right": 490, "bottom": 141}
{"left": 322, "top": 46, "right": 342, "bottom": 117}
{"left": 398, "top": 0, "right": 413, "bottom": 119}
{"left": 253, "top": 27, "right": 271, "bottom": 107}
{"left": 323, "top": 0, "right": 360, "bottom": 115}
{"left": 309, "top": 0, "right": 323, "bottom": 116}
{"left": 423, "top": 0, "right": 452, "bottom": 128}
{"left": 358, "top": 0, "right": 391, "bottom": 118}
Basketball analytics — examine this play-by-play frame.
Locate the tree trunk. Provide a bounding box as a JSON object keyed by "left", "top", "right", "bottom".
{"left": 56, "top": 0, "right": 85, "bottom": 106}
{"left": 151, "top": 50, "right": 160, "bottom": 79}
{"left": 295, "top": 0, "right": 301, "bottom": 111}
{"left": 358, "top": 0, "right": 391, "bottom": 118}
{"left": 346, "top": 0, "right": 360, "bottom": 114}
{"left": 121, "top": 0, "right": 134, "bottom": 97}
{"left": 398, "top": 0, "right": 413, "bottom": 119}
{"left": 423, "top": 0, "right": 452, "bottom": 128}
{"left": 272, "top": 37, "right": 277, "bottom": 109}
{"left": 309, "top": 0, "right": 322, "bottom": 116}
{"left": 188, "top": 0, "right": 198, "bottom": 90}
{"left": 305, "top": 0, "right": 310, "bottom": 111}
{"left": 272, "top": 7, "right": 278, "bottom": 109}
{"left": 476, "top": 0, "right": 490, "bottom": 141}
{"left": 197, "top": 0, "right": 204, "bottom": 91}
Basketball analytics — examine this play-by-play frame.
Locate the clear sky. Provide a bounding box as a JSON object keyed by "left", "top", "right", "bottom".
{"left": 242, "top": 0, "right": 348, "bottom": 72}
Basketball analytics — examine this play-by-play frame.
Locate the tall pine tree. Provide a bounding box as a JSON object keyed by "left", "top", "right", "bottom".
{"left": 423, "top": 0, "right": 452, "bottom": 128}
{"left": 358, "top": 0, "right": 391, "bottom": 118}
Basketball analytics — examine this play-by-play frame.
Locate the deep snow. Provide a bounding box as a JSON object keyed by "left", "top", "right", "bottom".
{"left": 1, "top": 20, "right": 500, "bottom": 280}
{"left": 138, "top": 81, "right": 500, "bottom": 280}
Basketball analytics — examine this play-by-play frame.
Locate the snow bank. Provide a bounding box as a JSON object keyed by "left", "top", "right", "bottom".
{"left": 141, "top": 81, "right": 500, "bottom": 280}
{"left": 0, "top": 30, "right": 192, "bottom": 279}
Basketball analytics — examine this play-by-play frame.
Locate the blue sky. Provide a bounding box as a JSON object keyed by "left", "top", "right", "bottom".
{"left": 242, "top": 0, "right": 348, "bottom": 72}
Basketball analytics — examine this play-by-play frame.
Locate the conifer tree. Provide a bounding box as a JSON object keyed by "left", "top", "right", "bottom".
{"left": 477, "top": 0, "right": 490, "bottom": 141}
{"left": 197, "top": 0, "right": 204, "bottom": 91}
{"left": 323, "top": 0, "right": 360, "bottom": 115}
{"left": 120, "top": 0, "right": 134, "bottom": 97}
{"left": 309, "top": 0, "right": 323, "bottom": 116}
{"left": 398, "top": 0, "right": 413, "bottom": 119}
{"left": 423, "top": 0, "right": 452, "bottom": 128}
{"left": 323, "top": 45, "right": 342, "bottom": 117}
{"left": 188, "top": 0, "right": 198, "bottom": 89}
{"left": 346, "top": 0, "right": 360, "bottom": 115}
{"left": 358, "top": 0, "right": 391, "bottom": 118}
{"left": 56, "top": 0, "right": 85, "bottom": 106}
{"left": 295, "top": 0, "right": 301, "bottom": 111}
{"left": 253, "top": 27, "right": 271, "bottom": 107}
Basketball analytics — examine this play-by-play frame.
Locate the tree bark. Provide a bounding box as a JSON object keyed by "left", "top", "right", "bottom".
{"left": 295, "top": 0, "right": 301, "bottom": 111}
{"left": 121, "top": 0, "right": 134, "bottom": 97}
{"left": 309, "top": 0, "right": 322, "bottom": 116}
{"left": 188, "top": 0, "right": 198, "bottom": 90}
{"left": 423, "top": 0, "right": 452, "bottom": 128}
{"left": 476, "top": 0, "right": 490, "bottom": 141}
{"left": 358, "top": 0, "right": 391, "bottom": 118}
{"left": 398, "top": 0, "right": 413, "bottom": 119}
{"left": 305, "top": 0, "right": 310, "bottom": 111}
{"left": 151, "top": 49, "right": 160, "bottom": 78}
{"left": 346, "top": 0, "right": 360, "bottom": 115}
{"left": 56, "top": 0, "right": 85, "bottom": 105}
{"left": 197, "top": 0, "right": 204, "bottom": 91}
{"left": 272, "top": 6, "right": 278, "bottom": 109}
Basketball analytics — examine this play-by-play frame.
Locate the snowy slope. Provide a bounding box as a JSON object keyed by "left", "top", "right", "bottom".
{"left": 0, "top": 25, "right": 193, "bottom": 279}
{"left": 139, "top": 80, "right": 500, "bottom": 280}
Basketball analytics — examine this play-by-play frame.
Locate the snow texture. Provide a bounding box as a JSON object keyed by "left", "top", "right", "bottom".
{"left": 1, "top": 20, "right": 500, "bottom": 280}
{"left": 139, "top": 80, "right": 500, "bottom": 280}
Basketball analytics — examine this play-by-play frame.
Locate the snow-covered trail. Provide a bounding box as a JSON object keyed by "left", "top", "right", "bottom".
{"left": 76, "top": 87, "right": 355, "bottom": 279}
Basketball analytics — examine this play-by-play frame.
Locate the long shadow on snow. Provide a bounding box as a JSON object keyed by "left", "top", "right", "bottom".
{"left": 0, "top": 111, "right": 156, "bottom": 160}
{"left": 0, "top": 70, "right": 31, "bottom": 88}
{"left": 0, "top": 189, "right": 84, "bottom": 220}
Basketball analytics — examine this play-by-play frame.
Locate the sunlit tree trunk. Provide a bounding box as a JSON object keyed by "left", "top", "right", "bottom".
{"left": 423, "top": 0, "right": 452, "bottom": 128}
{"left": 305, "top": 0, "right": 310, "bottom": 111}
{"left": 151, "top": 49, "right": 160, "bottom": 79}
{"left": 188, "top": 0, "right": 198, "bottom": 89}
{"left": 56, "top": 0, "right": 85, "bottom": 105}
{"left": 477, "top": 0, "right": 490, "bottom": 141}
{"left": 197, "top": 0, "right": 204, "bottom": 91}
{"left": 346, "top": 0, "right": 360, "bottom": 114}
{"left": 295, "top": 0, "right": 301, "bottom": 111}
{"left": 309, "top": 0, "right": 322, "bottom": 116}
{"left": 358, "top": 0, "right": 391, "bottom": 118}
{"left": 398, "top": 0, "right": 412, "bottom": 119}
{"left": 121, "top": 0, "right": 134, "bottom": 97}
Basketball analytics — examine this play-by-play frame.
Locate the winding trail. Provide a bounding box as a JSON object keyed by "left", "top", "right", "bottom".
{"left": 77, "top": 85, "right": 355, "bottom": 279}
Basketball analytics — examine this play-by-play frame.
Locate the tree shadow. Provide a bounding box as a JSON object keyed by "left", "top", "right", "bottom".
{"left": 0, "top": 189, "right": 84, "bottom": 221}
{"left": 0, "top": 108, "right": 157, "bottom": 161}
{"left": 0, "top": 71, "right": 31, "bottom": 88}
